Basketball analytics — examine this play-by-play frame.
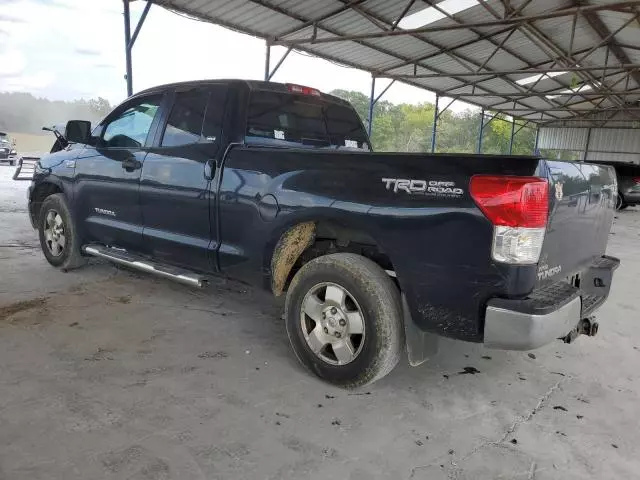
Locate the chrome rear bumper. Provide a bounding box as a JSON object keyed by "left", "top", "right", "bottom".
{"left": 484, "top": 297, "right": 581, "bottom": 350}
{"left": 483, "top": 255, "right": 619, "bottom": 350}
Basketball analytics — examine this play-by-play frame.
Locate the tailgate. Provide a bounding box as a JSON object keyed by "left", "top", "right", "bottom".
{"left": 537, "top": 160, "right": 616, "bottom": 286}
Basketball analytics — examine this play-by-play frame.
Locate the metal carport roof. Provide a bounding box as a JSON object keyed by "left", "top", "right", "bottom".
{"left": 142, "top": 0, "right": 640, "bottom": 129}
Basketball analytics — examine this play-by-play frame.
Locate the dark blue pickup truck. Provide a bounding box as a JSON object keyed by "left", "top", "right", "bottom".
{"left": 27, "top": 80, "right": 619, "bottom": 387}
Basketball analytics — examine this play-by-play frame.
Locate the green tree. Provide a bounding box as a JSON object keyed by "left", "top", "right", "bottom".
{"left": 332, "top": 89, "right": 539, "bottom": 155}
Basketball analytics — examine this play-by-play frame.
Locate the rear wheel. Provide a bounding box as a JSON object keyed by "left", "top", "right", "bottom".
{"left": 285, "top": 253, "right": 403, "bottom": 388}
{"left": 38, "top": 194, "right": 86, "bottom": 270}
{"left": 616, "top": 192, "right": 628, "bottom": 211}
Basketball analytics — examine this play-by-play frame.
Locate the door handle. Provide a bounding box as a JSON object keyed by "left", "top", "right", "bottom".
{"left": 122, "top": 157, "right": 142, "bottom": 171}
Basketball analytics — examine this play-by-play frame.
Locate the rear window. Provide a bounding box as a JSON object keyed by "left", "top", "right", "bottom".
{"left": 246, "top": 91, "right": 369, "bottom": 150}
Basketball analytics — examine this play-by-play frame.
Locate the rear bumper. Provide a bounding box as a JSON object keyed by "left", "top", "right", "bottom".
{"left": 484, "top": 255, "right": 620, "bottom": 350}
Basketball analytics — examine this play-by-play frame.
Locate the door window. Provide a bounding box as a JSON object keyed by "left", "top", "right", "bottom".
{"left": 102, "top": 95, "right": 162, "bottom": 148}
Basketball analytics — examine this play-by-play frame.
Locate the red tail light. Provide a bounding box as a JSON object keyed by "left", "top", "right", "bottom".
{"left": 633, "top": 177, "right": 640, "bottom": 185}
{"left": 470, "top": 176, "right": 549, "bottom": 228}
{"left": 287, "top": 84, "right": 321, "bottom": 96}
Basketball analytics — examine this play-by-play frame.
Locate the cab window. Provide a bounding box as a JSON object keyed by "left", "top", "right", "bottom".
{"left": 161, "top": 85, "right": 227, "bottom": 148}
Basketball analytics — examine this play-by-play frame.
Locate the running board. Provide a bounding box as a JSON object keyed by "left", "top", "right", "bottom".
{"left": 82, "top": 245, "right": 208, "bottom": 288}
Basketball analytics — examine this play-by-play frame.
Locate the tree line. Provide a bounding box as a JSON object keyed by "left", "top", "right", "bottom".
{"left": 330, "top": 89, "right": 537, "bottom": 155}
{"left": 0, "top": 92, "right": 112, "bottom": 134}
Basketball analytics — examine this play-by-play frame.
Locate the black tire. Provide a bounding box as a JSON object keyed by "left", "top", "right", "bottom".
{"left": 38, "top": 193, "right": 86, "bottom": 271}
{"left": 616, "top": 192, "right": 627, "bottom": 211}
{"left": 285, "top": 253, "right": 404, "bottom": 388}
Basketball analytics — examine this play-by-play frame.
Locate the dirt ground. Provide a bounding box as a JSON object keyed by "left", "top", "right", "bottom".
{"left": 1, "top": 165, "right": 639, "bottom": 480}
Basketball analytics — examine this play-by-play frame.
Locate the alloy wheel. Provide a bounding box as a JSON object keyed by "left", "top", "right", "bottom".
{"left": 300, "top": 282, "right": 366, "bottom": 365}
{"left": 44, "top": 210, "right": 66, "bottom": 257}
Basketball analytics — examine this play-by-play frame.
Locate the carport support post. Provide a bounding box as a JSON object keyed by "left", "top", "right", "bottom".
{"left": 123, "top": 0, "right": 133, "bottom": 97}
{"left": 367, "top": 76, "right": 376, "bottom": 138}
{"left": 583, "top": 127, "right": 592, "bottom": 161}
{"left": 122, "top": 0, "right": 152, "bottom": 97}
{"left": 264, "top": 42, "right": 271, "bottom": 82}
{"left": 534, "top": 127, "right": 540, "bottom": 154}
{"left": 267, "top": 47, "right": 292, "bottom": 81}
{"left": 431, "top": 95, "right": 439, "bottom": 153}
{"left": 477, "top": 109, "right": 485, "bottom": 154}
{"left": 508, "top": 118, "right": 516, "bottom": 154}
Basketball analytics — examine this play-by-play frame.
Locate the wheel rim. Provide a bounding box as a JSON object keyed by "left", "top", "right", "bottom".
{"left": 300, "top": 282, "right": 366, "bottom": 366}
{"left": 43, "top": 210, "right": 66, "bottom": 257}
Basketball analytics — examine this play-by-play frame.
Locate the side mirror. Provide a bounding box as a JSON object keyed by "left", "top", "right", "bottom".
{"left": 64, "top": 120, "right": 92, "bottom": 144}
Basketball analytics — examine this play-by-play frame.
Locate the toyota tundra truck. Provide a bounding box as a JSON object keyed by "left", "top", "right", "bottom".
{"left": 26, "top": 80, "right": 619, "bottom": 387}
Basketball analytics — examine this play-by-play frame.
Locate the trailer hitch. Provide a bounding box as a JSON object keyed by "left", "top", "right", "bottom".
{"left": 563, "top": 316, "right": 599, "bottom": 344}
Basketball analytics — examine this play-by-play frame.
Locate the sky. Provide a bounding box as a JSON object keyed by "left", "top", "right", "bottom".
{"left": 0, "top": 0, "right": 476, "bottom": 112}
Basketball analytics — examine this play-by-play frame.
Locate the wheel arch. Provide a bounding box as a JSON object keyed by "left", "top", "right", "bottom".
{"left": 267, "top": 217, "right": 394, "bottom": 297}
{"left": 29, "top": 181, "right": 65, "bottom": 227}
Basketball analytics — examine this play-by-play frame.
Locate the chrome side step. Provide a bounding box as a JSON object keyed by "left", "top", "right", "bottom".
{"left": 82, "top": 245, "right": 208, "bottom": 288}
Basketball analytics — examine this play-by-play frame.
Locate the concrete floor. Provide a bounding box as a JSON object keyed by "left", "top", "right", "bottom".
{"left": 1, "top": 165, "right": 639, "bottom": 480}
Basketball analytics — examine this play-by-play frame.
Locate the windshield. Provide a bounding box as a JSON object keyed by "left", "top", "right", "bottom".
{"left": 246, "top": 91, "right": 370, "bottom": 150}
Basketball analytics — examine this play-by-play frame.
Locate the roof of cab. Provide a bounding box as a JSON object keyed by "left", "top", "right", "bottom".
{"left": 134, "top": 79, "right": 350, "bottom": 106}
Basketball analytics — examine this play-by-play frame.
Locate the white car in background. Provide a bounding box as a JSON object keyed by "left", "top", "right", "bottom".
{"left": 0, "top": 133, "right": 18, "bottom": 166}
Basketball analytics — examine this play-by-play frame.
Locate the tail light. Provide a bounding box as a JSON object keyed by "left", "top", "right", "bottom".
{"left": 287, "top": 84, "right": 321, "bottom": 96}
{"left": 470, "top": 175, "right": 549, "bottom": 265}
{"left": 633, "top": 177, "right": 640, "bottom": 185}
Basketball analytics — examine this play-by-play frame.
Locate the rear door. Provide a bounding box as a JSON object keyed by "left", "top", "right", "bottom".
{"left": 139, "top": 84, "right": 228, "bottom": 271}
{"left": 74, "top": 93, "right": 164, "bottom": 250}
{"left": 537, "top": 160, "right": 616, "bottom": 285}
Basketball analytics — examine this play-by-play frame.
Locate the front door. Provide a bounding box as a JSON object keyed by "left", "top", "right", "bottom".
{"left": 73, "top": 93, "right": 164, "bottom": 251}
{"left": 139, "top": 85, "right": 227, "bottom": 271}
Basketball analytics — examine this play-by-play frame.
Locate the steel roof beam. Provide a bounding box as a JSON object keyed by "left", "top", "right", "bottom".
{"left": 328, "top": 0, "right": 561, "bottom": 112}
{"left": 439, "top": 46, "right": 595, "bottom": 95}
{"left": 418, "top": 0, "right": 536, "bottom": 77}
{"left": 483, "top": 107, "right": 640, "bottom": 112}
{"left": 537, "top": 69, "right": 638, "bottom": 112}
{"left": 582, "top": 10, "right": 640, "bottom": 87}
{"left": 276, "top": 0, "right": 368, "bottom": 40}
{"left": 391, "top": 0, "right": 416, "bottom": 30}
{"left": 271, "top": 2, "right": 640, "bottom": 44}
{"left": 514, "top": 10, "right": 640, "bottom": 110}
{"left": 411, "top": 0, "right": 562, "bottom": 110}
{"left": 479, "top": 1, "right": 605, "bottom": 113}
{"left": 254, "top": 0, "right": 563, "bottom": 119}
{"left": 434, "top": 89, "right": 640, "bottom": 98}
{"left": 385, "top": 64, "right": 640, "bottom": 78}
{"left": 380, "top": 0, "right": 534, "bottom": 74}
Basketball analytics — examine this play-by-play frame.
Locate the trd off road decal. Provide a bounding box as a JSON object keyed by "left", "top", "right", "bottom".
{"left": 382, "top": 178, "right": 464, "bottom": 198}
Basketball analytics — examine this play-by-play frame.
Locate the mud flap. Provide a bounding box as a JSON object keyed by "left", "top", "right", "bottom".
{"left": 402, "top": 294, "right": 439, "bottom": 366}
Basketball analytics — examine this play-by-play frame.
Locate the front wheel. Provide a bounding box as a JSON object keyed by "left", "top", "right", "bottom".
{"left": 38, "top": 193, "right": 86, "bottom": 270}
{"left": 616, "top": 192, "right": 628, "bottom": 211}
{"left": 285, "top": 253, "right": 404, "bottom": 388}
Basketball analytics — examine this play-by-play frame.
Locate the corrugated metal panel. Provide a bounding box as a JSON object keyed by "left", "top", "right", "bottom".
{"left": 540, "top": 128, "right": 640, "bottom": 156}
{"left": 588, "top": 129, "right": 640, "bottom": 153}
{"left": 539, "top": 128, "right": 589, "bottom": 150}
